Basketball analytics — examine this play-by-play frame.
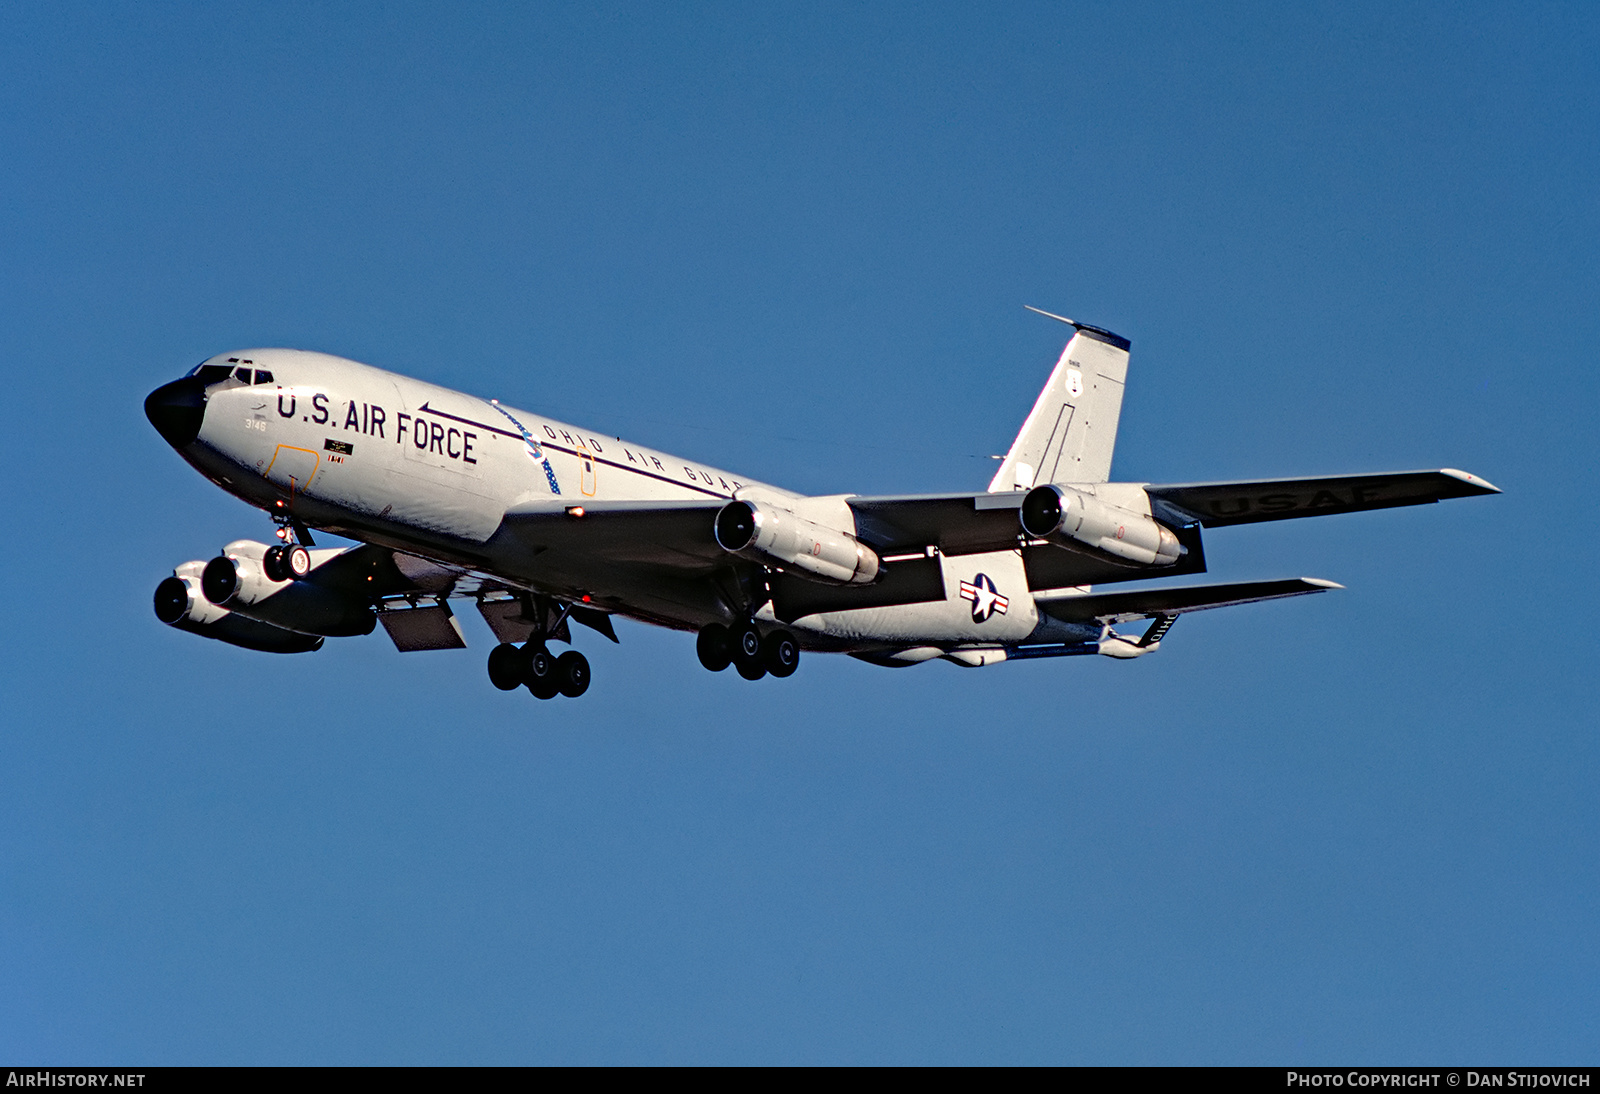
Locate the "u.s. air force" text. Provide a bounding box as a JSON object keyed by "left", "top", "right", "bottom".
{"left": 277, "top": 393, "right": 477, "bottom": 464}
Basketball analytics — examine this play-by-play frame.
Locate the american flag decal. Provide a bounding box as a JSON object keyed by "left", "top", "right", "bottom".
{"left": 958, "top": 573, "right": 1010, "bottom": 623}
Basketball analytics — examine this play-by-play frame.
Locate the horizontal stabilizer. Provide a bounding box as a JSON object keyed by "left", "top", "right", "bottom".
{"left": 1037, "top": 577, "right": 1341, "bottom": 625}
{"left": 1146, "top": 469, "right": 1498, "bottom": 528}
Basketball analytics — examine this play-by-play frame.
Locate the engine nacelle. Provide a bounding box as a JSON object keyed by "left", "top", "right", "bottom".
{"left": 153, "top": 563, "right": 324, "bottom": 654}
{"left": 714, "top": 500, "right": 880, "bottom": 585}
{"left": 199, "top": 540, "right": 376, "bottom": 637}
{"left": 1020, "top": 484, "right": 1183, "bottom": 567}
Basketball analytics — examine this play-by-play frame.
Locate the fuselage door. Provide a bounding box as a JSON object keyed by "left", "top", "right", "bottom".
{"left": 577, "top": 443, "right": 597, "bottom": 497}
{"left": 264, "top": 444, "right": 320, "bottom": 495}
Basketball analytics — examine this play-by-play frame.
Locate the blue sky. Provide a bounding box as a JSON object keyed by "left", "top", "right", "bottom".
{"left": 2, "top": 2, "right": 1596, "bottom": 1064}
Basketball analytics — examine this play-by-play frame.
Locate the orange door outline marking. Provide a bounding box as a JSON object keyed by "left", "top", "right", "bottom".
{"left": 263, "top": 444, "right": 322, "bottom": 494}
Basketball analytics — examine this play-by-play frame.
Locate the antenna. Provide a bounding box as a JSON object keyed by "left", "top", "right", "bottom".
{"left": 1025, "top": 305, "right": 1130, "bottom": 349}
{"left": 1024, "top": 304, "right": 1078, "bottom": 327}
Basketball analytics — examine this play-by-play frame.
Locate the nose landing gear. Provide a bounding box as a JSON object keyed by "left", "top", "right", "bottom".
{"left": 263, "top": 500, "right": 314, "bottom": 581}
{"left": 263, "top": 543, "right": 311, "bottom": 582}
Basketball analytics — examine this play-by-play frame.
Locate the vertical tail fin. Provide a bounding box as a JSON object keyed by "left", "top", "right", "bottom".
{"left": 988, "top": 321, "right": 1131, "bottom": 491}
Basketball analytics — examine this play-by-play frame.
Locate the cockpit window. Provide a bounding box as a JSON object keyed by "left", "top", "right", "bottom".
{"left": 253, "top": 370, "right": 274, "bottom": 385}
{"left": 191, "top": 364, "right": 234, "bottom": 384}
{"left": 234, "top": 367, "right": 253, "bottom": 383}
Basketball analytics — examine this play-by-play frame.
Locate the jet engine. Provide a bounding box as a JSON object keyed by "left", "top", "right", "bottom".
{"left": 199, "top": 540, "right": 376, "bottom": 637}
{"left": 1020, "top": 484, "right": 1183, "bottom": 567}
{"left": 714, "top": 500, "right": 880, "bottom": 585}
{"left": 153, "top": 562, "right": 324, "bottom": 653}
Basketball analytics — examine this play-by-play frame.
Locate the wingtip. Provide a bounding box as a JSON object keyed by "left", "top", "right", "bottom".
{"left": 1440, "top": 468, "right": 1502, "bottom": 494}
{"left": 1302, "top": 577, "right": 1345, "bottom": 590}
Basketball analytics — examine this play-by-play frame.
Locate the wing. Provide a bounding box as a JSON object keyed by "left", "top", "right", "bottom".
{"left": 845, "top": 491, "right": 1026, "bottom": 554}
{"left": 492, "top": 495, "right": 1208, "bottom": 625}
{"left": 298, "top": 541, "right": 420, "bottom": 596}
{"left": 843, "top": 491, "right": 1210, "bottom": 593}
{"left": 1146, "top": 468, "right": 1499, "bottom": 528}
{"left": 1036, "top": 577, "right": 1341, "bottom": 625}
{"left": 500, "top": 498, "right": 729, "bottom": 567}
{"left": 493, "top": 498, "right": 741, "bottom": 629}
{"left": 497, "top": 498, "right": 973, "bottom": 625}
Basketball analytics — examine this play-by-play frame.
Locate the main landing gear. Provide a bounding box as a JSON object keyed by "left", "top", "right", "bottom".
{"left": 485, "top": 597, "right": 591, "bottom": 700}
{"left": 696, "top": 622, "right": 799, "bottom": 681}
{"left": 487, "top": 640, "right": 590, "bottom": 700}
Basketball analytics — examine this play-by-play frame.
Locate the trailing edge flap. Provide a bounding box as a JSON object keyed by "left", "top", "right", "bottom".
{"left": 506, "top": 493, "right": 1027, "bottom": 561}
{"left": 1037, "top": 577, "right": 1341, "bottom": 625}
{"left": 1146, "top": 469, "right": 1499, "bottom": 528}
{"left": 846, "top": 492, "right": 1025, "bottom": 555}
{"left": 378, "top": 601, "right": 468, "bottom": 651}
{"left": 846, "top": 494, "right": 1211, "bottom": 589}
{"left": 569, "top": 605, "right": 620, "bottom": 642}
{"left": 771, "top": 556, "right": 946, "bottom": 623}
{"left": 1022, "top": 520, "right": 1208, "bottom": 590}
{"left": 501, "top": 498, "right": 728, "bottom": 568}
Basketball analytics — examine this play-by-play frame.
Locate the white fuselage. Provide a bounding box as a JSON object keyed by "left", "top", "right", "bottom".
{"left": 176, "top": 349, "right": 1091, "bottom": 655}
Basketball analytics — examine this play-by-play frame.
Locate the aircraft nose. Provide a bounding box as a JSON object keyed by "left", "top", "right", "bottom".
{"left": 144, "top": 377, "right": 208, "bottom": 448}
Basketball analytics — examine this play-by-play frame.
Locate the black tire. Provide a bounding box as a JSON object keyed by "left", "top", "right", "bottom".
{"left": 731, "top": 622, "right": 763, "bottom": 670}
{"left": 523, "top": 643, "right": 554, "bottom": 686}
{"left": 556, "top": 651, "right": 590, "bottom": 698}
{"left": 262, "top": 545, "right": 289, "bottom": 582}
{"left": 487, "top": 643, "right": 525, "bottom": 691}
{"left": 527, "top": 673, "right": 561, "bottom": 700}
{"left": 286, "top": 544, "right": 312, "bottom": 578}
{"left": 735, "top": 656, "right": 767, "bottom": 681}
{"left": 696, "top": 624, "right": 732, "bottom": 672}
{"left": 763, "top": 630, "right": 799, "bottom": 678}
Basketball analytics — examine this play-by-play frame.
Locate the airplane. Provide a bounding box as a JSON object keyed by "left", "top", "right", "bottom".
{"left": 144, "top": 310, "right": 1499, "bottom": 700}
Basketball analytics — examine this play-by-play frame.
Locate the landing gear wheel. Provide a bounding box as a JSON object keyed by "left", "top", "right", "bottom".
{"left": 487, "top": 643, "right": 525, "bottom": 691}
{"left": 732, "top": 621, "right": 766, "bottom": 680}
{"left": 556, "top": 651, "right": 590, "bottom": 698}
{"left": 263, "top": 545, "right": 290, "bottom": 582}
{"left": 763, "top": 630, "right": 799, "bottom": 678}
{"left": 523, "top": 643, "right": 557, "bottom": 698}
{"left": 286, "top": 544, "right": 312, "bottom": 577}
{"left": 731, "top": 620, "right": 761, "bottom": 663}
{"left": 696, "top": 624, "right": 732, "bottom": 672}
